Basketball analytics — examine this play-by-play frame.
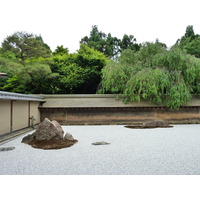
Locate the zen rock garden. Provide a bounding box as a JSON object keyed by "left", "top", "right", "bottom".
{"left": 21, "top": 118, "right": 172, "bottom": 150}
{"left": 21, "top": 118, "right": 111, "bottom": 149}
{"left": 22, "top": 118, "right": 78, "bottom": 150}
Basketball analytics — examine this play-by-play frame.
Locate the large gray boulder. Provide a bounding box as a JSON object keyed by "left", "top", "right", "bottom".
{"left": 22, "top": 118, "right": 78, "bottom": 150}
{"left": 31, "top": 118, "right": 64, "bottom": 141}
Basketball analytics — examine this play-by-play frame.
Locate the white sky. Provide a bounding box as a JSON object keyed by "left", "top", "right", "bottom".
{"left": 1, "top": 0, "right": 200, "bottom": 53}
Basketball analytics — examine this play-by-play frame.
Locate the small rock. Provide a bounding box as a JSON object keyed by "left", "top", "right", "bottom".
{"left": 64, "top": 133, "right": 75, "bottom": 141}
{"left": 0, "top": 147, "right": 15, "bottom": 151}
{"left": 92, "top": 141, "right": 110, "bottom": 145}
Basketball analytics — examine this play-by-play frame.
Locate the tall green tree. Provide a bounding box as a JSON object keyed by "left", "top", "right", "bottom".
{"left": 184, "top": 25, "right": 195, "bottom": 38}
{"left": 1, "top": 32, "right": 52, "bottom": 61}
{"left": 121, "top": 34, "right": 140, "bottom": 52}
{"left": 176, "top": 25, "right": 200, "bottom": 58}
{"left": 80, "top": 25, "right": 140, "bottom": 59}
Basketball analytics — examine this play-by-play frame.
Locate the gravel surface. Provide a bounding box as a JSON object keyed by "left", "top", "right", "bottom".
{"left": 0, "top": 125, "right": 200, "bottom": 175}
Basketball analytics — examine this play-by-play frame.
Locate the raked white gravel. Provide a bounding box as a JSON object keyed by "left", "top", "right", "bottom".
{"left": 0, "top": 124, "right": 200, "bottom": 175}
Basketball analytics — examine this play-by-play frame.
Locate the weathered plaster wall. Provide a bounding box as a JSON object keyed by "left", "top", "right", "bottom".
{"left": 40, "top": 95, "right": 200, "bottom": 125}
{"left": 0, "top": 100, "right": 41, "bottom": 136}
{"left": 30, "top": 102, "right": 41, "bottom": 125}
{"left": 0, "top": 100, "right": 11, "bottom": 135}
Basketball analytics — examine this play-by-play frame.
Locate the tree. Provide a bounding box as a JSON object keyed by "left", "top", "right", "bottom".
{"left": 1, "top": 32, "right": 52, "bottom": 61}
{"left": 176, "top": 25, "right": 200, "bottom": 58}
{"left": 184, "top": 25, "right": 195, "bottom": 38}
{"left": 155, "top": 38, "right": 167, "bottom": 48}
{"left": 80, "top": 25, "right": 105, "bottom": 52}
{"left": 50, "top": 44, "right": 108, "bottom": 94}
{"left": 3, "top": 63, "right": 58, "bottom": 94}
{"left": 101, "top": 42, "right": 200, "bottom": 110}
{"left": 180, "top": 38, "right": 200, "bottom": 58}
{"left": 80, "top": 25, "right": 140, "bottom": 59}
{"left": 0, "top": 51, "right": 23, "bottom": 90}
{"left": 53, "top": 45, "right": 69, "bottom": 56}
{"left": 120, "top": 34, "right": 140, "bottom": 52}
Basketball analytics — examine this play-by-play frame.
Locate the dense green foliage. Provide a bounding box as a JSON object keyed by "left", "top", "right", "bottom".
{"left": 101, "top": 43, "right": 200, "bottom": 109}
{"left": 50, "top": 44, "right": 108, "bottom": 94}
{"left": 3, "top": 63, "right": 58, "bottom": 94}
{"left": 80, "top": 25, "right": 140, "bottom": 59}
{"left": 0, "top": 40, "right": 108, "bottom": 94}
{"left": 176, "top": 25, "right": 200, "bottom": 58}
{"left": 52, "top": 45, "right": 69, "bottom": 56}
{"left": 0, "top": 25, "right": 200, "bottom": 110}
{"left": 1, "top": 32, "right": 51, "bottom": 61}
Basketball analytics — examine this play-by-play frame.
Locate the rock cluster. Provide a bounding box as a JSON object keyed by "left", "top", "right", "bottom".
{"left": 22, "top": 118, "right": 78, "bottom": 150}
{"left": 125, "top": 120, "right": 173, "bottom": 129}
{"left": 142, "top": 120, "right": 171, "bottom": 128}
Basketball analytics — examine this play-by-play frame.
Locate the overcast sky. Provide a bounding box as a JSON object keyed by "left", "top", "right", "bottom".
{"left": 1, "top": 0, "right": 200, "bottom": 53}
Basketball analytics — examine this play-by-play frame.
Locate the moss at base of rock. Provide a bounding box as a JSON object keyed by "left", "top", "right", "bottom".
{"left": 22, "top": 138, "right": 78, "bottom": 150}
